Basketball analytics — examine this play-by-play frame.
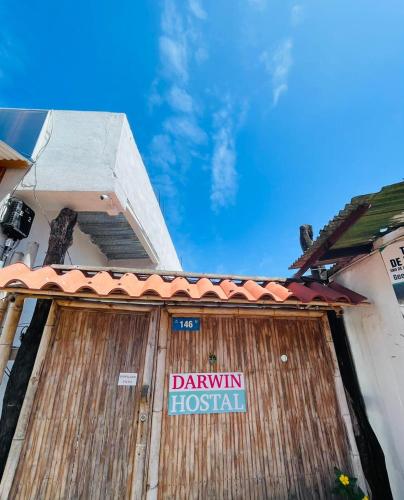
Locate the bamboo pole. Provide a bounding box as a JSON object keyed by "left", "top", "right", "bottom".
{"left": 131, "top": 309, "right": 159, "bottom": 499}
{"left": 56, "top": 299, "right": 152, "bottom": 313}
{"left": 0, "top": 300, "right": 57, "bottom": 498}
{"left": 321, "top": 314, "right": 367, "bottom": 490}
{"left": 166, "top": 306, "right": 328, "bottom": 318}
{"left": 58, "top": 300, "right": 334, "bottom": 317}
{"left": 0, "top": 294, "right": 10, "bottom": 329}
{"left": 0, "top": 296, "right": 24, "bottom": 386}
{"left": 1, "top": 288, "right": 361, "bottom": 309}
{"left": 146, "top": 310, "right": 169, "bottom": 500}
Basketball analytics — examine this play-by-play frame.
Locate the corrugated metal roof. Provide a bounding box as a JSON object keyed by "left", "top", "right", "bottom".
{"left": 0, "top": 263, "right": 367, "bottom": 305}
{"left": 77, "top": 212, "right": 149, "bottom": 260}
{"left": 0, "top": 140, "right": 31, "bottom": 168}
{"left": 290, "top": 181, "right": 404, "bottom": 271}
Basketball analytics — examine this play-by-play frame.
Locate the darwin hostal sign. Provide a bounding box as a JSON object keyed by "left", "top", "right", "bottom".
{"left": 168, "top": 372, "right": 247, "bottom": 416}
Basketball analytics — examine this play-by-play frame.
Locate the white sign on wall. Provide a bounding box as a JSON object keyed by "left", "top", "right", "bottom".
{"left": 381, "top": 239, "right": 404, "bottom": 308}
{"left": 118, "top": 372, "right": 138, "bottom": 386}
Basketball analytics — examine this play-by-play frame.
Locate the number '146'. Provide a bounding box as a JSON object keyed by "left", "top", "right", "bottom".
{"left": 179, "top": 320, "right": 193, "bottom": 328}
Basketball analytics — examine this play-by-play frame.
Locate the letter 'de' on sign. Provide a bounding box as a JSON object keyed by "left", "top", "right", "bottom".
{"left": 168, "top": 372, "right": 247, "bottom": 415}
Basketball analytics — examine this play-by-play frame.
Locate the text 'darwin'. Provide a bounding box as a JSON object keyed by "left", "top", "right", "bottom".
{"left": 168, "top": 372, "right": 247, "bottom": 415}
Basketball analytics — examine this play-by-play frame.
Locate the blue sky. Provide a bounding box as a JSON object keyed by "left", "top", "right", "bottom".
{"left": 0, "top": 0, "right": 403, "bottom": 276}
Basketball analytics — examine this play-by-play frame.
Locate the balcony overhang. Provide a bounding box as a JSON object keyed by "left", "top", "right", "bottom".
{"left": 77, "top": 212, "right": 151, "bottom": 261}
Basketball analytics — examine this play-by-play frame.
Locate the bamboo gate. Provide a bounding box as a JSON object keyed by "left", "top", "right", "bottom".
{"left": 0, "top": 266, "right": 366, "bottom": 499}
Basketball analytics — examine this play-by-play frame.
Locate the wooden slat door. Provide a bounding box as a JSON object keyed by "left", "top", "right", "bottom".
{"left": 159, "top": 315, "right": 351, "bottom": 499}
{"left": 10, "top": 307, "right": 150, "bottom": 499}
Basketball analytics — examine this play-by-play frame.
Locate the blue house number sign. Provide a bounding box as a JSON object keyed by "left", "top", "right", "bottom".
{"left": 172, "top": 317, "right": 200, "bottom": 332}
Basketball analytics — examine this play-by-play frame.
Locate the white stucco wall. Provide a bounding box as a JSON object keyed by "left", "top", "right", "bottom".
{"left": 19, "top": 110, "right": 123, "bottom": 194}
{"left": 113, "top": 116, "right": 180, "bottom": 270}
{"left": 333, "top": 239, "right": 404, "bottom": 498}
{"left": 12, "top": 109, "right": 181, "bottom": 270}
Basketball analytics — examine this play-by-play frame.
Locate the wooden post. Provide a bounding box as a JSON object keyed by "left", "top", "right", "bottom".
{"left": 131, "top": 309, "right": 159, "bottom": 499}
{"left": 0, "top": 295, "right": 10, "bottom": 329}
{"left": 146, "top": 310, "right": 169, "bottom": 500}
{"left": 321, "top": 314, "right": 366, "bottom": 490}
{"left": 0, "top": 296, "right": 24, "bottom": 386}
{"left": 0, "top": 300, "right": 57, "bottom": 498}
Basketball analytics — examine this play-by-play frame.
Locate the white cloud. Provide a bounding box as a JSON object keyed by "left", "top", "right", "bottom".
{"left": 291, "top": 4, "right": 304, "bottom": 27}
{"left": 211, "top": 127, "right": 237, "bottom": 211}
{"left": 149, "top": 134, "right": 176, "bottom": 169}
{"left": 154, "top": 0, "right": 207, "bottom": 113}
{"left": 167, "top": 85, "right": 194, "bottom": 113}
{"left": 164, "top": 116, "right": 207, "bottom": 145}
{"left": 210, "top": 105, "right": 237, "bottom": 211}
{"left": 161, "top": 0, "right": 183, "bottom": 37}
{"left": 261, "top": 38, "right": 293, "bottom": 106}
{"left": 148, "top": 79, "right": 163, "bottom": 110}
{"left": 149, "top": 0, "right": 211, "bottom": 223}
{"left": 159, "top": 36, "right": 188, "bottom": 83}
{"left": 188, "top": 0, "right": 207, "bottom": 20}
{"left": 158, "top": 0, "right": 207, "bottom": 83}
{"left": 149, "top": 134, "right": 183, "bottom": 224}
{"left": 154, "top": 173, "right": 178, "bottom": 199}
{"left": 273, "top": 83, "right": 288, "bottom": 106}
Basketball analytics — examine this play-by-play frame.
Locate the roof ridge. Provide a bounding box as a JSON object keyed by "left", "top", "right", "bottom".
{"left": 50, "top": 264, "right": 288, "bottom": 283}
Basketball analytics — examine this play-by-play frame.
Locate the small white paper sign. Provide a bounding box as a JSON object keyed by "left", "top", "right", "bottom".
{"left": 118, "top": 372, "right": 138, "bottom": 386}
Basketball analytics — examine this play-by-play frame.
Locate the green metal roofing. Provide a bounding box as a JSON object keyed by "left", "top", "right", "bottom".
{"left": 290, "top": 181, "right": 404, "bottom": 270}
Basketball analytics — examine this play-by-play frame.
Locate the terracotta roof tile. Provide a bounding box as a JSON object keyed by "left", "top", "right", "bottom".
{"left": 264, "top": 282, "right": 292, "bottom": 302}
{"left": 328, "top": 281, "right": 367, "bottom": 303}
{"left": 196, "top": 278, "right": 227, "bottom": 300}
{"left": 0, "top": 264, "right": 366, "bottom": 306}
{"left": 307, "top": 282, "right": 351, "bottom": 303}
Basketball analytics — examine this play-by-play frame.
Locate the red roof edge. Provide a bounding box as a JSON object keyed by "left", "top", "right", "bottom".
{"left": 0, "top": 264, "right": 367, "bottom": 306}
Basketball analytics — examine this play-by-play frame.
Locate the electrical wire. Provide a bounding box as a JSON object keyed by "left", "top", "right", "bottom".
{"left": 1, "top": 112, "right": 53, "bottom": 263}
{"left": 26, "top": 111, "right": 73, "bottom": 265}
{"left": 10, "top": 110, "right": 54, "bottom": 197}
{"left": 5, "top": 240, "right": 19, "bottom": 263}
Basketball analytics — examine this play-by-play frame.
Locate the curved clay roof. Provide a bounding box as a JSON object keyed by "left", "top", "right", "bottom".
{"left": 0, "top": 264, "right": 366, "bottom": 305}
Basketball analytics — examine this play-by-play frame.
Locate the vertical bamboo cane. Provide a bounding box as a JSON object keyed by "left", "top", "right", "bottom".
{"left": 131, "top": 309, "right": 159, "bottom": 500}
{"left": 146, "top": 310, "right": 169, "bottom": 500}
{"left": 0, "top": 295, "right": 10, "bottom": 330}
{"left": 0, "top": 299, "right": 57, "bottom": 499}
{"left": 0, "top": 296, "right": 24, "bottom": 386}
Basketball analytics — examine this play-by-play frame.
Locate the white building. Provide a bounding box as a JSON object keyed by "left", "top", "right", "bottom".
{"left": 333, "top": 226, "right": 404, "bottom": 499}
{"left": 0, "top": 108, "right": 181, "bottom": 271}
{"left": 290, "top": 181, "right": 404, "bottom": 499}
{"left": 0, "top": 108, "right": 181, "bottom": 409}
